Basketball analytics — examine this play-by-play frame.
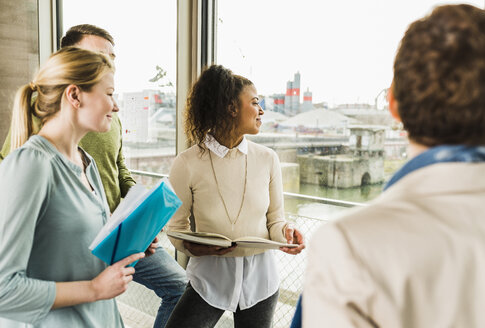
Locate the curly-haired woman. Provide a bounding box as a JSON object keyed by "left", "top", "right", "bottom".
{"left": 166, "top": 65, "right": 305, "bottom": 328}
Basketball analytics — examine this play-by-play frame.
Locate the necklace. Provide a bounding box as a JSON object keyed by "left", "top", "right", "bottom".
{"left": 208, "top": 150, "right": 247, "bottom": 231}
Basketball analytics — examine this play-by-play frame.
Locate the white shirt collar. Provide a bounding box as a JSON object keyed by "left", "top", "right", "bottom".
{"left": 204, "top": 134, "right": 248, "bottom": 158}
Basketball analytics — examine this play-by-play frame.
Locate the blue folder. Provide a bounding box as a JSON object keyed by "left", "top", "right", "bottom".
{"left": 92, "top": 181, "right": 182, "bottom": 266}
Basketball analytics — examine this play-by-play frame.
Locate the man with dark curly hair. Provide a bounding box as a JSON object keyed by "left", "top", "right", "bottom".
{"left": 302, "top": 4, "right": 485, "bottom": 327}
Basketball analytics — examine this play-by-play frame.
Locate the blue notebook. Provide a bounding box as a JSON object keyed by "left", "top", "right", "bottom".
{"left": 90, "top": 180, "right": 182, "bottom": 266}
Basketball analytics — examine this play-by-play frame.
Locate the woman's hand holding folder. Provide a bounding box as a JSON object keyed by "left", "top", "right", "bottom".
{"left": 52, "top": 252, "right": 145, "bottom": 309}
{"left": 89, "top": 252, "right": 146, "bottom": 300}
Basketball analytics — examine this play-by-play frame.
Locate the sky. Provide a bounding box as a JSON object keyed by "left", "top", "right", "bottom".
{"left": 63, "top": 0, "right": 484, "bottom": 107}
{"left": 62, "top": 0, "right": 177, "bottom": 94}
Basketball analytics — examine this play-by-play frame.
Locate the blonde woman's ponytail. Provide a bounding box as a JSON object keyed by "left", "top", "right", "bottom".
{"left": 10, "top": 84, "right": 35, "bottom": 150}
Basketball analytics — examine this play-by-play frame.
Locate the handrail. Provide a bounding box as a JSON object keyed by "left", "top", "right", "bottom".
{"left": 129, "top": 169, "right": 169, "bottom": 179}
{"left": 284, "top": 191, "right": 365, "bottom": 208}
{"left": 129, "top": 169, "right": 366, "bottom": 208}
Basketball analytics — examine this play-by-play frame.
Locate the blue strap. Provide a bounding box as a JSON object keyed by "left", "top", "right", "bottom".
{"left": 384, "top": 145, "right": 485, "bottom": 190}
{"left": 290, "top": 295, "right": 303, "bottom": 328}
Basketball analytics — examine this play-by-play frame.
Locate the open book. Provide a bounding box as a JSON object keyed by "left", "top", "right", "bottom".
{"left": 89, "top": 179, "right": 182, "bottom": 266}
{"left": 167, "top": 230, "right": 298, "bottom": 250}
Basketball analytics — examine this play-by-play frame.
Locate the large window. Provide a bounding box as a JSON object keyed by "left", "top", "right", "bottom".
{"left": 63, "top": 0, "right": 177, "bottom": 181}
{"left": 59, "top": 2, "right": 484, "bottom": 327}
{"left": 62, "top": 4, "right": 178, "bottom": 324}
{"left": 216, "top": 0, "right": 484, "bottom": 221}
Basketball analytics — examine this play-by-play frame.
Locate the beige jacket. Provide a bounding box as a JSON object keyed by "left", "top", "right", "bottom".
{"left": 304, "top": 162, "right": 485, "bottom": 328}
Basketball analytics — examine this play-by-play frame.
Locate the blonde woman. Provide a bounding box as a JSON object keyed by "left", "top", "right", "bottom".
{"left": 166, "top": 65, "right": 305, "bottom": 328}
{"left": 0, "top": 47, "right": 144, "bottom": 327}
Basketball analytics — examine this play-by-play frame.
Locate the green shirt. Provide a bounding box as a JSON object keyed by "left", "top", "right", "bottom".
{"left": 0, "top": 113, "right": 136, "bottom": 212}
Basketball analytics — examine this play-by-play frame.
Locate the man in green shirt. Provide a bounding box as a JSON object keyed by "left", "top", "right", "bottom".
{"left": 0, "top": 24, "right": 186, "bottom": 328}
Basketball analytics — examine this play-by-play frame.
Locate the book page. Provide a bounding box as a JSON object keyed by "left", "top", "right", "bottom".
{"left": 110, "top": 184, "right": 148, "bottom": 224}
{"left": 234, "top": 236, "right": 299, "bottom": 249}
{"left": 167, "top": 231, "right": 298, "bottom": 249}
{"left": 178, "top": 231, "right": 232, "bottom": 241}
{"left": 167, "top": 231, "right": 232, "bottom": 247}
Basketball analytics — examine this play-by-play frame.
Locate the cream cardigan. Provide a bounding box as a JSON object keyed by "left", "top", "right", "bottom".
{"left": 167, "top": 140, "right": 288, "bottom": 257}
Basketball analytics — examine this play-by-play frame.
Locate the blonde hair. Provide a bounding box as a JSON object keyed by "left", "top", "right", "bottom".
{"left": 10, "top": 46, "right": 115, "bottom": 150}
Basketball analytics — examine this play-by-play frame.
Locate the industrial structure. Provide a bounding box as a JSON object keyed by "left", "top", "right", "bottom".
{"left": 270, "top": 71, "right": 313, "bottom": 116}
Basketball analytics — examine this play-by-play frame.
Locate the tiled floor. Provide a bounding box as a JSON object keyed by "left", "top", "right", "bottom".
{"left": 118, "top": 300, "right": 155, "bottom": 328}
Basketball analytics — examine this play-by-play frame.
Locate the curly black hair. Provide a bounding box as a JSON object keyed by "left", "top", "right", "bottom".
{"left": 185, "top": 65, "right": 253, "bottom": 147}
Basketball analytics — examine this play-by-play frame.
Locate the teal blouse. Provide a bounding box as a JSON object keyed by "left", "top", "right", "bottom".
{"left": 0, "top": 135, "right": 124, "bottom": 327}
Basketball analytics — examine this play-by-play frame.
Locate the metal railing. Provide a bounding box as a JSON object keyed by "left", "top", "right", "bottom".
{"left": 120, "top": 169, "right": 365, "bottom": 328}
{"left": 129, "top": 169, "right": 169, "bottom": 180}
{"left": 129, "top": 169, "right": 366, "bottom": 208}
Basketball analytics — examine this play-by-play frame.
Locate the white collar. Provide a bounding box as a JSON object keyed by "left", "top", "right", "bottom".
{"left": 204, "top": 134, "right": 248, "bottom": 158}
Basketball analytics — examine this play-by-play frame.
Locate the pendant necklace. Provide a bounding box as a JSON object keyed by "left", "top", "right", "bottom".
{"left": 208, "top": 150, "right": 247, "bottom": 231}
